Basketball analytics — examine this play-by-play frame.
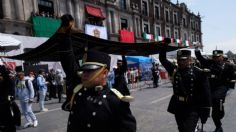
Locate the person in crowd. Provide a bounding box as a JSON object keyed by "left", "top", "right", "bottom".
{"left": 37, "top": 69, "right": 48, "bottom": 112}
{"left": 151, "top": 63, "right": 160, "bottom": 88}
{"left": 107, "top": 69, "right": 115, "bottom": 89}
{"left": 15, "top": 72, "right": 38, "bottom": 128}
{"left": 55, "top": 69, "right": 64, "bottom": 103}
{"left": 0, "top": 65, "right": 18, "bottom": 132}
{"left": 195, "top": 48, "right": 235, "bottom": 132}
{"left": 159, "top": 49, "right": 212, "bottom": 132}
{"left": 47, "top": 69, "right": 56, "bottom": 99}
{"left": 114, "top": 56, "right": 130, "bottom": 95}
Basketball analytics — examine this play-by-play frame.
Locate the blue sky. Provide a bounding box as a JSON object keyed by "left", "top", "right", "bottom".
{"left": 177, "top": 0, "right": 236, "bottom": 53}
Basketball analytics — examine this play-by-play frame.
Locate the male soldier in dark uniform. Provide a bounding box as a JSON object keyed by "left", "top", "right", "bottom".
{"left": 57, "top": 14, "right": 136, "bottom": 132}
{"left": 151, "top": 63, "right": 160, "bottom": 88}
{"left": 114, "top": 55, "right": 130, "bottom": 95}
{"left": 159, "top": 49, "right": 211, "bottom": 132}
{"left": 195, "top": 49, "right": 235, "bottom": 132}
{"left": 66, "top": 51, "right": 136, "bottom": 132}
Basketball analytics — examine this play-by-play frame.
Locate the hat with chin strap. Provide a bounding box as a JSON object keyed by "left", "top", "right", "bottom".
{"left": 177, "top": 50, "right": 191, "bottom": 60}
{"left": 79, "top": 50, "right": 111, "bottom": 71}
{"left": 212, "top": 50, "right": 223, "bottom": 57}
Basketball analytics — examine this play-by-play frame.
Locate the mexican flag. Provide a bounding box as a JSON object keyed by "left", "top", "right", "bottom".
{"left": 155, "top": 35, "right": 164, "bottom": 41}
{"left": 183, "top": 40, "right": 189, "bottom": 46}
{"left": 143, "top": 33, "right": 154, "bottom": 40}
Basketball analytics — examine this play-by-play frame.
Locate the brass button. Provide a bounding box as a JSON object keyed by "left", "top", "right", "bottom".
{"left": 92, "top": 112, "right": 96, "bottom": 116}
{"left": 87, "top": 123, "right": 91, "bottom": 128}
{"left": 103, "top": 95, "right": 107, "bottom": 98}
{"left": 98, "top": 101, "right": 102, "bottom": 105}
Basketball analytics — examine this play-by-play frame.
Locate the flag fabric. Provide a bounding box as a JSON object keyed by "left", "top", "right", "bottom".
{"left": 143, "top": 33, "right": 154, "bottom": 40}
{"left": 119, "top": 29, "right": 135, "bottom": 43}
{"left": 183, "top": 40, "right": 189, "bottom": 46}
{"left": 155, "top": 35, "right": 164, "bottom": 41}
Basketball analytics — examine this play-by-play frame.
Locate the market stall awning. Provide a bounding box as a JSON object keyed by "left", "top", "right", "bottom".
{"left": 0, "top": 35, "right": 21, "bottom": 52}
{"left": 85, "top": 5, "right": 105, "bottom": 19}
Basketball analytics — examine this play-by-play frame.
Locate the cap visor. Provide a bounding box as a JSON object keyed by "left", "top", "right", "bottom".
{"left": 79, "top": 64, "right": 102, "bottom": 71}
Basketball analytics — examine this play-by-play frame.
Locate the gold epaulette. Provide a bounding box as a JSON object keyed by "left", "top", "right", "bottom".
{"left": 69, "top": 84, "right": 83, "bottom": 109}
{"left": 110, "top": 88, "right": 134, "bottom": 102}
{"left": 73, "top": 84, "right": 83, "bottom": 94}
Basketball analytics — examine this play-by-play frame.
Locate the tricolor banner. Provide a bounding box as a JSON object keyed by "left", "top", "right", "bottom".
{"left": 143, "top": 33, "right": 154, "bottom": 40}
{"left": 154, "top": 35, "right": 164, "bottom": 41}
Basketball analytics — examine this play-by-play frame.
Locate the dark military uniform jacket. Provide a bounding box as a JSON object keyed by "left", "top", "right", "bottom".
{"left": 58, "top": 35, "right": 136, "bottom": 131}
{"left": 114, "top": 56, "right": 130, "bottom": 95}
{"left": 159, "top": 51, "right": 211, "bottom": 114}
{"left": 67, "top": 85, "right": 136, "bottom": 132}
{"left": 195, "top": 50, "right": 235, "bottom": 99}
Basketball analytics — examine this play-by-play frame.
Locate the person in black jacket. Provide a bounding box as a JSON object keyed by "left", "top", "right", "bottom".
{"left": 114, "top": 56, "right": 130, "bottom": 95}
{"left": 57, "top": 14, "right": 136, "bottom": 132}
{"left": 151, "top": 63, "right": 160, "bottom": 88}
{"left": 195, "top": 49, "right": 235, "bottom": 132}
{"left": 0, "top": 65, "right": 18, "bottom": 132}
{"left": 159, "top": 49, "right": 211, "bottom": 132}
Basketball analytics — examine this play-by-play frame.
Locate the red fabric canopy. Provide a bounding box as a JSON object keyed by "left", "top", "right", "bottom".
{"left": 119, "top": 29, "right": 135, "bottom": 43}
{"left": 85, "top": 5, "right": 105, "bottom": 19}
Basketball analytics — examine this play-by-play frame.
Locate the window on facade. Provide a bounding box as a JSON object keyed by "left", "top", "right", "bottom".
{"left": 165, "top": 28, "right": 171, "bottom": 38}
{"left": 121, "top": 18, "right": 128, "bottom": 29}
{"left": 183, "top": 17, "right": 186, "bottom": 27}
{"left": 143, "top": 23, "right": 149, "bottom": 33}
{"left": 184, "top": 33, "right": 187, "bottom": 40}
{"left": 38, "top": 0, "right": 54, "bottom": 16}
{"left": 174, "top": 30, "right": 178, "bottom": 39}
{"left": 165, "top": 10, "right": 169, "bottom": 22}
{"left": 155, "top": 5, "right": 160, "bottom": 19}
{"left": 196, "top": 34, "right": 199, "bottom": 42}
{"left": 195, "top": 23, "right": 198, "bottom": 30}
{"left": 191, "top": 34, "right": 195, "bottom": 42}
{"left": 87, "top": 17, "right": 103, "bottom": 26}
{"left": 173, "top": 12, "right": 178, "bottom": 25}
{"left": 142, "top": 1, "right": 148, "bottom": 16}
{"left": 120, "top": 0, "right": 127, "bottom": 10}
{"left": 110, "top": 11, "right": 115, "bottom": 33}
{"left": 155, "top": 26, "right": 161, "bottom": 36}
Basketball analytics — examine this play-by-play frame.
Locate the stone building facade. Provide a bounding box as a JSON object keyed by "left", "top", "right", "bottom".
{"left": 0, "top": 0, "right": 202, "bottom": 45}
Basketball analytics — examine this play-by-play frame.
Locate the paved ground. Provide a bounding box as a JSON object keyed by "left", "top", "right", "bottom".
{"left": 17, "top": 81, "right": 236, "bottom": 132}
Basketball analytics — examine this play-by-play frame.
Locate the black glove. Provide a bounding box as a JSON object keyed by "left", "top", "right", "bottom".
{"left": 61, "top": 100, "right": 71, "bottom": 112}
{"left": 198, "top": 107, "right": 211, "bottom": 124}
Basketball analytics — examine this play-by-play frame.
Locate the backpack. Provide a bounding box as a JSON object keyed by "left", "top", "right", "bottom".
{"left": 16, "top": 79, "right": 30, "bottom": 91}
{"left": 32, "top": 78, "right": 38, "bottom": 90}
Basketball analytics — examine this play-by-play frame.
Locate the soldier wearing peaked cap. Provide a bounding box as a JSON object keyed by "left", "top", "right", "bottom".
{"left": 65, "top": 51, "right": 136, "bottom": 132}
{"left": 56, "top": 15, "right": 136, "bottom": 132}
{"left": 195, "top": 49, "right": 235, "bottom": 132}
{"left": 114, "top": 55, "right": 131, "bottom": 96}
{"left": 159, "top": 49, "right": 212, "bottom": 132}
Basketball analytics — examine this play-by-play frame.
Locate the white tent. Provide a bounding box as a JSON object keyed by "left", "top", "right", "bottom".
{"left": 0, "top": 35, "right": 21, "bottom": 52}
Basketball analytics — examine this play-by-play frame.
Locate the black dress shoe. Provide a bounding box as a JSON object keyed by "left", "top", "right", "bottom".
{"left": 214, "top": 127, "right": 223, "bottom": 132}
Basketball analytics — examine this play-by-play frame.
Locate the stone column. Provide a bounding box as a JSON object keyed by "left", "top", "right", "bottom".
{"left": 66, "top": 0, "right": 74, "bottom": 16}
{"left": 15, "top": 0, "right": 24, "bottom": 20}
{"left": 74, "top": 0, "right": 81, "bottom": 28}
{"left": 32, "top": 0, "right": 38, "bottom": 14}
{"left": 2, "top": 0, "right": 12, "bottom": 19}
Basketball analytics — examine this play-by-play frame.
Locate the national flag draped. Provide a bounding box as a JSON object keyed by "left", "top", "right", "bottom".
{"left": 155, "top": 35, "right": 164, "bottom": 41}
{"left": 143, "top": 33, "right": 154, "bottom": 40}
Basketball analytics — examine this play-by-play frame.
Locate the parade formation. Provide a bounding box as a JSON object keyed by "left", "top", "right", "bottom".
{"left": 0, "top": 8, "right": 236, "bottom": 132}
